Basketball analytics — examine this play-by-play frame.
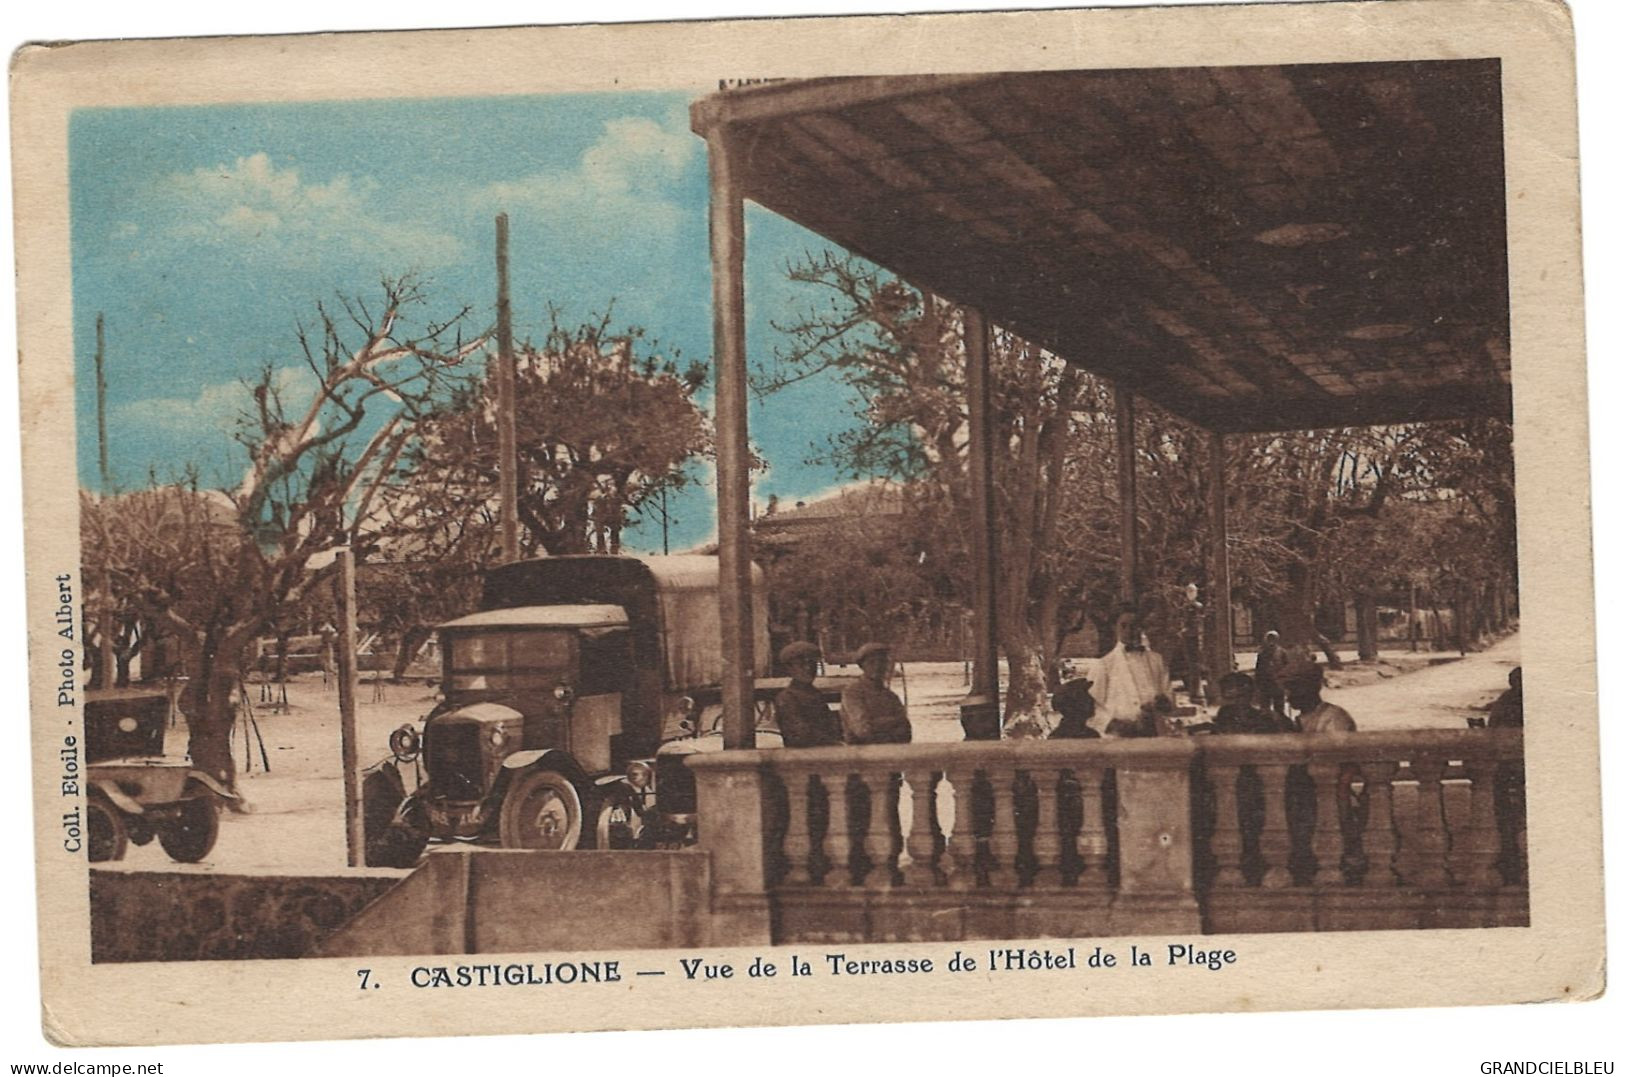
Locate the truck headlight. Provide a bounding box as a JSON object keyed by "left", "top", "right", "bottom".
{"left": 388, "top": 725, "right": 421, "bottom": 761}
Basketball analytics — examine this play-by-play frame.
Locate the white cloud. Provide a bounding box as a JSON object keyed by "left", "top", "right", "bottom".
{"left": 116, "top": 365, "right": 316, "bottom": 435}
{"left": 471, "top": 114, "right": 698, "bottom": 240}
{"left": 155, "top": 153, "right": 465, "bottom": 267}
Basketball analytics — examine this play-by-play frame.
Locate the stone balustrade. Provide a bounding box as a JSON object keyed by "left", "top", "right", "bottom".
{"left": 685, "top": 729, "right": 1526, "bottom": 943}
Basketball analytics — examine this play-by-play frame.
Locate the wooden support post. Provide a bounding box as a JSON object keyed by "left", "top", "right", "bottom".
{"left": 494, "top": 214, "right": 520, "bottom": 564}
{"left": 961, "top": 306, "right": 1000, "bottom": 739}
{"left": 707, "top": 125, "right": 756, "bottom": 751}
{"left": 1209, "top": 431, "right": 1233, "bottom": 678}
{"left": 1115, "top": 387, "right": 1138, "bottom": 603}
{"left": 335, "top": 547, "right": 364, "bottom": 868}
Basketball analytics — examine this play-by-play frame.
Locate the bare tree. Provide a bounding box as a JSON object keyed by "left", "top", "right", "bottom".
{"left": 81, "top": 277, "right": 484, "bottom": 792}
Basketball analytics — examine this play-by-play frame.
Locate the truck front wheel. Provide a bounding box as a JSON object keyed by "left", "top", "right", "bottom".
{"left": 499, "top": 770, "right": 583, "bottom": 851}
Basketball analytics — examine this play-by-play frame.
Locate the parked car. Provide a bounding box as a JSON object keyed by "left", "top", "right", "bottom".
{"left": 83, "top": 687, "right": 233, "bottom": 863}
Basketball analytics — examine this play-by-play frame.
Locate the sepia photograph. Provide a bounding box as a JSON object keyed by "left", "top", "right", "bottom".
{"left": 7, "top": 0, "right": 1607, "bottom": 1054}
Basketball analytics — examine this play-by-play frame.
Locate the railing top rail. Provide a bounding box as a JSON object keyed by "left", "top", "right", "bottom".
{"left": 1195, "top": 728, "right": 1523, "bottom": 765}
{"left": 681, "top": 728, "right": 1523, "bottom": 772}
{"left": 683, "top": 737, "right": 1199, "bottom": 771}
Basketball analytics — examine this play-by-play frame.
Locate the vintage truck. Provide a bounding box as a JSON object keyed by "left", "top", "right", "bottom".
{"left": 362, "top": 555, "right": 842, "bottom": 867}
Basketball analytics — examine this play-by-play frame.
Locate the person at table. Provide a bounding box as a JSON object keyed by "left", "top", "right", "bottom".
{"left": 1284, "top": 658, "right": 1356, "bottom": 733}
{"left": 1488, "top": 666, "right": 1523, "bottom": 728}
{"left": 775, "top": 641, "right": 842, "bottom": 748}
{"left": 840, "top": 642, "right": 912, "bottom": 745}
{"left": 1092, "top": 605, "right": 1174, "bottom": 737}
{"left": 1210, "top": 671, "right": 1293, "bottom": 735}
{"left": 1049, "top": 677, "right": 1102, "bottom": 739}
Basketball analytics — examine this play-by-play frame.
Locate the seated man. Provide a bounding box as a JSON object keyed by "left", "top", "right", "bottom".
{"left": 1282, "top": 657, "right": 1363, "bottom": 882}
{"left": 1049, "top": 677, "right": 1101, "bottom": 739}
{"left": 1488, "top": 666, "right": 1523, "bottom": 728}
{"left": 840, "top": 642, "right": 911, "bottom": 745}
{"left": 1210, "top": 671, "right": 1292, "bottom": 735}
{"left": 1092, "top": 604, "right": 1175, "bottom": 737}
{"left": 1285, "top": 658, "right": 1356, "bottom": 733}
{"left": 774, "top": 641, "right": 842, "bottom": 748}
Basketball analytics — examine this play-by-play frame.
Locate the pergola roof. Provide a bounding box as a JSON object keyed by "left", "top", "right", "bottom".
{"left": 692, "top": 60, "right": 1510, "bottom": 434}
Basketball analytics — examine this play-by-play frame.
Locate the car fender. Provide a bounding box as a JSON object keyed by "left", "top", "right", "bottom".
{"left": 500, "top": 748, "right": 588, "bottom": 786}
{"left": 185, "top": 770, "right": 238, "bottom": 800}
{"left": 89, "top": 779, "right": 144, "bottom": 815}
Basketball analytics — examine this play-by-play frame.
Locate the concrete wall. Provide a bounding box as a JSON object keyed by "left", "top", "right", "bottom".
{"left": 90, "top": 870, "right": 399, "bottom": 963}
{"left": 316, "top": 849, "right": 713, "bottom": 958}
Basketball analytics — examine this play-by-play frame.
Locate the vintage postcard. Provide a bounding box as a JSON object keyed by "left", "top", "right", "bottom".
{"left": 11, "top": 0, "right": 1603, "bottom": 1049}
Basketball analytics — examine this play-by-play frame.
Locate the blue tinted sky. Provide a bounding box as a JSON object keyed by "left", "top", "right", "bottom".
{"left": 69, "top": 92, "right": 863, "bottom": 552}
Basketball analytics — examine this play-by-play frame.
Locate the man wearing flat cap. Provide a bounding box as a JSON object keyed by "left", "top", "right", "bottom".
{"left": 775, "top": 641, "right": 842, "bottom": 749}
{"left": 840, "top": 642, "right": 912, "bottom": 745}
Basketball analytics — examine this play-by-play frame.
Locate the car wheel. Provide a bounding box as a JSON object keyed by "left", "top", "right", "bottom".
{"left": 87, "top": 796, "right": 127, "bottom": 863}
{"left": 499, "top": 770, "right": 583, "bottom": 851}
{"left": 157, "top": 797, "right": 219, "bottom": 863}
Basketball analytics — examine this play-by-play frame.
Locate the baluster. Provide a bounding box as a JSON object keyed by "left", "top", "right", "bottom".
{"left": 1308, "top": 762, "right": 1347, "bottom": 887}
{"left": 903, "top": 768, "right": 940, "bottom": 887}
{"left": 1028, "top": 767, "right": 1063, "bottom": 887}
{"left": 1256, "top": 764, "right": 1292, "bottom": 889}
{"left": 851, "top": 769, "right": 877, "bottom": 890}
{"left": 876, "top": 769, "right": 905, "bottom": 888}
{"left": 1075, "top": 768, "right": 1109, "bottom": 888}
{"left": 1402, "top": 756, "right": 1452, "bottom": 889}
{"left": 780, "top": 769, "right": 816, "bottom": 886}
{"left": 1208, "top": 765, "right": 1246, "bottom": 888}
{"left": 1361, "top": 761, "right": 1399, "bottom": 887}
{"left": 985, "top": 765, "right": 1020, "bottom": 888}
{"left": 823, "top": 770, "right": 853, "bottom": 888}
{"left": 1459, "top": 758, "right": 1502, "bottom": 889}
{"left": 942, "top": 766, "right": 978, "bottom": 889}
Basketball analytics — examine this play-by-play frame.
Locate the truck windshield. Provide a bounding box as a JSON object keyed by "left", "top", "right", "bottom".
{"left": 448, "top": 630, "right": 572, "bottom": 678}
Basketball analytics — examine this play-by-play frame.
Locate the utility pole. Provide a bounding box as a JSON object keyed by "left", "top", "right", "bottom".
{"left": 94, "top": 314, "right": 115, "bottom": 688}
{"left": 495, "top": 214, "right": 520, "bottom": 563}
{"left": 94, "top": 313, "right": 110, "bottom": 494}
{"left": 335, "top": 547, "right": 364, "bottom": 868}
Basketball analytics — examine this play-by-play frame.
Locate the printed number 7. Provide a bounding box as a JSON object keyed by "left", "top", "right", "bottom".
{"left": 357, "top": 968, "right": 372, "bottom": 990}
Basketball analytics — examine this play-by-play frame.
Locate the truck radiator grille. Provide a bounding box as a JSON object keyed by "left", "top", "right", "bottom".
{"left": 426, "top": 722, "right": 485, "bottom": 801}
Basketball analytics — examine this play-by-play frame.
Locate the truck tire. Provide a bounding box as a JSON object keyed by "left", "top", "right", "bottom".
{"left": 499, "top": 770, "right": 582, "bottom": 851}
{"left": 87, "top": 796, "right": 127, "bottom": 863}
{"left": 158, "top": 797, "right": 219, "bottom": 863}
{"left": 362, "top": 768, "right": 427, "bottom": 868}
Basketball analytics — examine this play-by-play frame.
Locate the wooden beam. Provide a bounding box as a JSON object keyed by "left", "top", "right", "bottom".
{"left": 1116, "top": 387, "right": 1138, "bottom": 603}
{"left": 708, "top": 125, "right": 756, "bottom": 752}
{"left": 1208, "top": 431, "right": 1234, "bottom": 678}
{"left": 962, "top": 304, "right": 1000, "bottom": 735}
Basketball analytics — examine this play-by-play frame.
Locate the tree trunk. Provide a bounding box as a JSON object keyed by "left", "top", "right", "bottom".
{"left": 392, "top": 624, "right": 434, "bottom": 682}
{"left": 1354, "top": 593, "right": 1379, "bottom": 662}
{"left": 1279, "top": 563, "right": 1343, "bottom": 669}
{"left": 999, "top": 616, "right": 1051, "bottom": 736}
{"left": 176, "top": 628, "right": 256, "bottom": 792}
{"left": 181, "top": 664, "right": 240, "bottom": 790}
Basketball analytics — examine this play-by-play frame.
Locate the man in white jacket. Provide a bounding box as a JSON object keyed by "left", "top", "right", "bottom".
{"left": 1090, "top": 604, "right": 1174, "bottom": 737}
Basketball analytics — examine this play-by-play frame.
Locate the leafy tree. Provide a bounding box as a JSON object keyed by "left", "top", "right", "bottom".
{"left": 761, "top": 253, "right": 1126, "bottom": 728}
{"left": 401, "top": 312, "right": 711, "bottom": 557}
